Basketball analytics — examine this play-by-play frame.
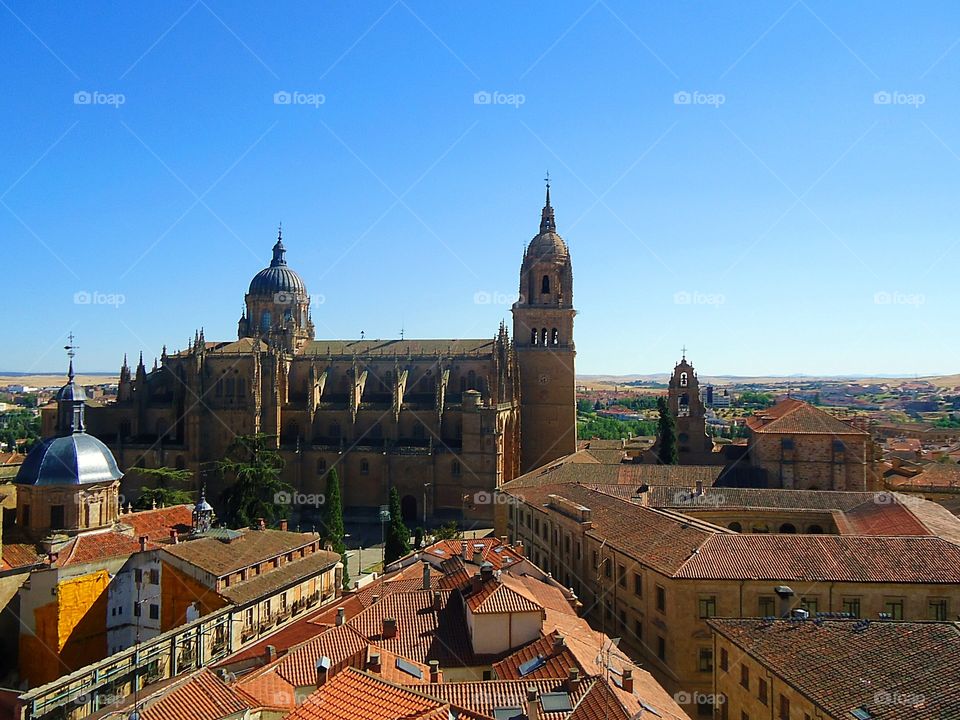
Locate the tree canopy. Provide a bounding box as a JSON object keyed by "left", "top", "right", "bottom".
{"left": 217, "top": 434, "right": 292, "bottom": 528}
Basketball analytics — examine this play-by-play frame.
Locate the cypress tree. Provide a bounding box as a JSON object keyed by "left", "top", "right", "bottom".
{"left": 384, "top": 487, "right": 411, "bottom": 564}
{"left": 322, "top": 468, "right": 350, "bottom": 589}
{"left": 656, "top": 396, "right": 679, "bottom": 465}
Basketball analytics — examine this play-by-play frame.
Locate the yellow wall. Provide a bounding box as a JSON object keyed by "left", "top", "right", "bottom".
{"left": 161, "top": 561, "right": 227, "bottom": 631}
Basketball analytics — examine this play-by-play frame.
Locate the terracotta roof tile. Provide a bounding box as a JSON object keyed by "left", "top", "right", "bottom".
{"left": 136, "top": 668, "right": 250, "bottom": 720}
{"left": 466, "top": 580, "right": 542, "bottom": 614}
{"left": 124, "top": 504, "right": 193, "bottom": 542}
{"left": 162, "top": 529, "right": 320, "bottom": 576}
{"left": 746, "top": 399, "right": 867, "bottom": 435}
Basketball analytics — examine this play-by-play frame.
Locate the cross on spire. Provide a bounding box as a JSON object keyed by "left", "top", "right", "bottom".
{"left": 681, "top": 345, "right": 687, "bottom": 360}
{"left": 64, "top": 333, "right": 78, "bottom": 380}
{"left": 539, "top": 173, "right": 556, "bottom": 233}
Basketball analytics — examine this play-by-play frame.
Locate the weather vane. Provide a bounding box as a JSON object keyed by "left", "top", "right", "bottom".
{"left": 65, "top": 332, "right": 78, "bottom": 359}
{"left": 544, "top": 170, "right": 550, "bottom": 189}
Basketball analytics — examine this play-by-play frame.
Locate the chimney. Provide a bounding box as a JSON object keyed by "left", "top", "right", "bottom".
{"left": 433, "top": 591, "right": 443, "bottom": 612}
{"left": 264, "top": 645, "right": 276, "bottom": 663}
{"left": 567, "top": 667, "right": 580, "bottom": 693}
{"left": 500, "top": 535, "right": 508, "bottom": 546}
{"left": 367, "top": 651, "right": 381, "bottom": 673}
{"left": 138, "top": 535, "right": 148, "bottom": 552}
{"left": 553, "top": 634, "right": 565, "bottom": 651}
{"left": 383, "top": 617, "right": 398, "bottom": 639}
{"left": 47, "top": 552, "right": 58, "bottom": 564}
{"left": 279, "top": 518, "right": 288, "bottom": 531}
{"left": 169, "top": 529, "right": 179, "bottom": 544}
{"left": 429, "top": 660, "right": 440, "bottom": 683}
{"left": 695, "top": 479, "right": 704, "bottom": 496}
{"left": 514, "top": 540, "right": 524, "bottom": 557}
{"left": 461, "top": 541, "right": 469, "bottom": 561}
{"left": 422, "top": 563, "right": 431, "bottom": 590}
{"left": 315, "top": 658, "right": 330, "bottom": 687}
{"left": 257, "top": 517, "right": 266, "bottom": 530}
{"left": 472, "top": 543, "right": 484, "bottom": 564}
{"left": 335, "top": 607, "right": 345, "bottom": 627}
{"left": 774, "top": 585, "right": 795, "bottom": 618}
{"left": 622, "top": 667, "right": 634, "bottom": 693}
{"left": 371, "top": 594, "right": 380, "bottom": 605}
{"left": 480, "top": 563, "right": 494, "bottom": 583}
{"left": 471, "top": 573, "right": 483, "bottom": 594}
{"left": 526, "top": 686, "right": 539, "bottom": 720}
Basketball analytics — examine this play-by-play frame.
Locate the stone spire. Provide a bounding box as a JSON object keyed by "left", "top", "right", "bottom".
{"left": 539, "top": 173, "right": 556, "bottom": 234}
{"left": 271, "top": 223, "right": 287, "bottom": 267}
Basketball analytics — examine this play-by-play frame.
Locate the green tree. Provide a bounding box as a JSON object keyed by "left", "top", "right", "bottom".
{"left": 576, "top": 398, "right": 594, "bottom": 414}
{"left": 320, "top": 469, "right": 350, "bottom": 589}
{"left": 130, "top": 466, "right": 195, "bottom": 510}
{"left": 384, "top": 487, "right": 410, "bottom": 564}
{"left": 434, "top": 521, "right": 459, "bottom": 540}
{"left": 656, "top": 396, "right": 679, "bottom": 465}
{"left": 217, "top": 434, "right": 293, "bottom": 528}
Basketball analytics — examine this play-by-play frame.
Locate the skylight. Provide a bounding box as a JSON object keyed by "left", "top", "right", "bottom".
{"left": 541, "top": 692, "right": 573, "bottom": 712}
{"left": 518, "top": 654, "right": 547, "bottom": 676}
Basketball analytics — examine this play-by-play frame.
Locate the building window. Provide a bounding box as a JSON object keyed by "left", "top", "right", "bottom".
{"left": 728, "top": 521, "right": 742, "bottom": 532}
{"left": 541, "top": 328, "right": 548, "bottom": 346}
{"left": 698, "top": 648, "right": 713, "bottom": 672}
{"left": 603, "top": 559, "right": 612, "bottom": 579}
{"left": 360, "top": 459, "right": 369, "bottom": 475}
{"left": 260, "top": 311, "right": 271, "bottom": 331}
{"left": 149, "top": 604, "right": 159, "bottom": 620}
{"left": 531, "top": 328, "right": 538, "bottom": 345}
{"left": 617, "top": 564, "right": 626, "bottom": 588}
{"left": 698, "top": 596, "right": 717, "bottom": 618}
{"left": 779, "top": 523, "right": 796, "bottom": 533}
{"left": 930, "top": 598, "right": 949, "bottom": 621}
{"left": 740, "top": 664, "right": 749, "bottom": 690}
{"left": 245, "top": 608, "right": 254, "bottom": 627}
{"left": 134, "top": 569, "right": 143, "bottom": 584}
{"left": 634, "top": 618, "right": 643, "bottom": 641}
{"left": 633, "top": 572, "right": 642, "bottom": 597}
{"left": 134, "top": 603, "right": 141, "bottom": 617}
{"left": 781, "top": 438, "right": 794, "bottom": 450}
{"left": 758, "top": 678, "right": 768, "bottom": 705}
{"left": 800, "top": 597, "right": 818, "bottom": 614}
{"left": 884, "top": 599, "right": 904, "bottom": 620}
{"left": 657, "top": 636, "right": 666, "bottom": 661}
{"left": 778, "top": 694, "right": 790, "bottom": 720}
{"left": 656, "top": 585, "right": 666, "bottom": 613}
{"left": 50, "top": 505, "right": 65, "bottom": 529}
{"left": 451, "top": 460, "right": 461, "bottom": 476}
{"left": 541, "top": 274, "right": 550, "bottom": 294}
{"left": 316, "top": 458, "right": 327, "bottom": 474}
{"left": 150, "top": 569, "right": 160, "bottom": 585}
{"left": 758, "top": 596, "right": 776, "bottom": 617}
{"left": 551, "top": 328, "right": 559, "bottom": 346}
{"left": 842, "top": 597, "right": 861, "bottom": 618}
{"left": 720, "top": 647, "right": 728, "bottom": 671}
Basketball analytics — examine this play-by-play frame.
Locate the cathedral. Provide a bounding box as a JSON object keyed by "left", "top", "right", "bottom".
{"left": 76, "top": 187, "right": 577, "bottom": 525}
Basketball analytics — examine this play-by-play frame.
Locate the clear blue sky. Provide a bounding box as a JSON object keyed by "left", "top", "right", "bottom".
{"left": 2, "top": 1, "right": 958, "bottom": 377}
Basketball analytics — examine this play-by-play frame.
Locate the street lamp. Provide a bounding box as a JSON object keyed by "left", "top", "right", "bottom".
{"left": 422, "top": 482, "right": 432, "bottom": 528}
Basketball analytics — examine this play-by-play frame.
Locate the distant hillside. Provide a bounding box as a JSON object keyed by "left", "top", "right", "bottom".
{"left": 578, "top": 373, "right": 960, "bottom": 389}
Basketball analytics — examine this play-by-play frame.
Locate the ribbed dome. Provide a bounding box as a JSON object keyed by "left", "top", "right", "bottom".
{"left": 248, "top": 231, "right": 307, "bottom": 296}
{"left": 526, "top": 230, "right": 569, "bottom": 258}
{"left": 15, "top": 433, "right": 123, "bottom": 486}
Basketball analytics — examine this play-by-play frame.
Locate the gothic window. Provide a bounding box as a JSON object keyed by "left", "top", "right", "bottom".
{"left": 360, "top": 459, "right": 370, "bottom": 475}
{"left": 225, "top": 378, "right": 235, "bottom": 396}
{"left": 531, "top": 328, "right": 538, "bottom": 345}
{"left": 680, "top": 372, "right": 688, "bottom": 387}
{"left": 316, "top": 458, "right": 327, "bottom": 474}
{"left": 468, "top": 370, "right": 476, "bottom": 390}
{"left": 541, "top": 274, "right": 550, "bottom": 294}
{"left": 551, "top": 328, "right": 559, "bottom": 346}
{"left": 284, "top": 309, "right": 293, "bottom": 322}
{"left": 370, "top": 423, "right": 382, "bottom": 438}
{"left": 452, "top": 460, "right": 461, "bottom": 476}
{"left": 237, "top": 378, "right": 245, "bottom": 397}
{"left": 541, "top": 328, "right": 548, "bottom": 346}
{"left": 260, "top": 311, "right": 271, "bottom": 331}
{"left": 215, "top": 379, "right": 222, "bottom": 397}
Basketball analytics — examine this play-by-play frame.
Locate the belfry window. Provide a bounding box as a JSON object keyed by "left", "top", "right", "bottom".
{"left": 541, "top": 274, "right": 551, "bottom": 294}
{"left": 680, "top": 372, "right": 688, "bottom": 387}
{"left": 551, "top": 328, "right": 559, "bottom": 346}
{"left": 260, "top": 311, "right": 272, "bottom": 331}
{"left": 541, "top": 328, "right": 548, "bottom": 346}
{"left": 531, "top": 329, "right": 538, "bottom": 345}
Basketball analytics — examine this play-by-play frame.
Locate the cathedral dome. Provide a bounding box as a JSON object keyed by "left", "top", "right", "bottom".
{"left": 15, "top": 432, "right": 122, "bottom": 486}
{"left": 248, "top": 231, "right": 307, "bottom": 297}
{"left": 525, "top": 184, "right": 569, "bottom": 259}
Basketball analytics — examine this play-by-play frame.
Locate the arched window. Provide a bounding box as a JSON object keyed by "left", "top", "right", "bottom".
{"left": 452, "top": 459, "right": 461, "bottom": 476}
{"left": 779, "top": 523, "right": 796, "bottom": 534}
{"left": 541, "top": 328, "right": 548, "bottom": 346}
{"left": 360, "top": 459, "right": 369, "bottom": 475}
{"left": 283, "top": 308, "right": 293, "bottom": 322}
{"left": 316, "top": 458, "right": 327, "bottom": 474}
{"left": 531, "top": 329, "right": 538, "bottom": 345}
{"left": 541, "top": 274, "right": 551, "bottom": 294}
{"left": 260, "top": 311, "right": 271, "bottom": 331}
{"left": 468, "top": 370, "right": 476, "bottom": 390}
{"left": 680, "top": 372, "right": 688, "bottom": 387}
{"left": 807, "top": 524, "right": 824, "bottom": 534}
{"left": 728, "top": 522, "right": 742, "bottom": 532}
{"left": 551, "top": 328, "right": 559, "bottom": 346}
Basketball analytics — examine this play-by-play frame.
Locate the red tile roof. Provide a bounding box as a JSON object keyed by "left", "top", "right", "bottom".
{"left": 746, "top": 399, "right": 867, "bottom": 435}
{"left": 162, "top": 529, "right": 320, "bottom": 577}
{"left": 124, "top": 504, "right": 193, "bottom": 541}
{"left": 136, "top": 668, "right": 250, "bottom": 720}
{"left": 54, "top": 531, "right": 153, "bottom": 568}
{"left": 2, "top": 542, "right": 43, "bottom": 570}
{"left": 840, "top": 500, "right": 931, "bottom": 536}
{"left": 466, "top": 580, "right": 542, "bottom": 615}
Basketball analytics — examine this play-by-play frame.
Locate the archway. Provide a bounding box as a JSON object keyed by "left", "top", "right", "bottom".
{"left": 401, "top": 495, "right": 418, "bottom": 525}
{"left": 779, "top": 523, "right": 797, "bottom": 533}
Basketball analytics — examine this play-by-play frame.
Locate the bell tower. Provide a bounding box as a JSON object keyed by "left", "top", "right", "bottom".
{"left": 512, "top": 180, "right": 577, "bottom": 473}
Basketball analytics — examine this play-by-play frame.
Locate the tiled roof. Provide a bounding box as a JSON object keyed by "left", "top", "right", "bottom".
{"left": 746, "top": 398, "right": 866, "bottom": 435}
{"left": 136, "top": 668, "right": 250, "bottom": 720}
{"left": 420, "top": 677, "right": 592, "bottom": 719}
{"left": 709, "top": 619, "right": 960, "bottom": 720}
{"left": 419, "top": 537, "right": 525, "bottom": 572}
{"left": 219, "top": 549, "right": 340, "bottom": 605}
{"left": 275, "top": 624, "right": 370, "bottom": 686}
{"left": 840, "top": 500, "right": 931, "bottom": 536}
{"left": 890, "top": 462, "right": 960, "bottom": 489}
{"left": 466, "top": 580, "right": 542, "bottom": 615}
{"left": 123, "top": 504, "right": 194, "bottom": 542}
{"left": 161, "top": 529, "right": 319, "bottom": 576}
{"left": 301, "top": 339, "right": 495, "bottom": 358}
{"left": 2, "top": 542, "right": 44, "bottom": 570}
{"left": 636, "top": 485, "right": 878, "bottom": 511}
{"left": 676, "top": 534, "right": 960, "bottom": 582}
{"left": 54, "top": 530, "right": 152, "bottom": 568}
{"left": 615, "top": 464, "right": 724, "bottom": 486}
{"left": 492, "top": 632, "right": 582, "bottom": 680}
{"left": 283, "top": 668, "right": 450, "bottom": 720}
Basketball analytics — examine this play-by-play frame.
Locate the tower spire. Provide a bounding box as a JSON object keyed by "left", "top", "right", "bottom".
{"left": 64, "top": 333, "right": 78, "bottom": 382}
{"left": 271, "top": 223, "right": 287, "bottom": 267}
{"left": 539, "top": 173, "right": 556, "bottom": 233}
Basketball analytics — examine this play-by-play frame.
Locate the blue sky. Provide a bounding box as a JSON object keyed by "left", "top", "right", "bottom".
{"left": 2, "top": 1, "right": 958, "bottom": 376}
